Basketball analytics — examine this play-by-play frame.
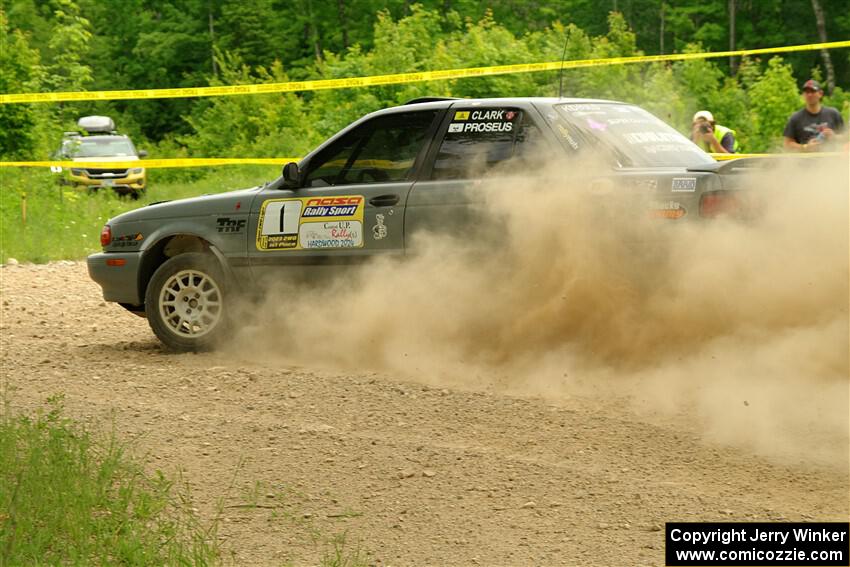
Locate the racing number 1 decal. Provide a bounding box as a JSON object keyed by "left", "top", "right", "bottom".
{"left": 256, "top": 196, "right": 365, "bottom": 251}
{"left": 258, "top": 200, "right": 301, "bottom": 249}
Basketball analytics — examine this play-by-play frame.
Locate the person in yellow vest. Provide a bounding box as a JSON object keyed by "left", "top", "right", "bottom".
{"left": 690, "top": 110, "right": 739, "bottom": 154}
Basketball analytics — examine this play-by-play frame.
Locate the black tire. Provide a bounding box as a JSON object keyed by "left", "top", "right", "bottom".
{"left": 145, "top": 253, "right": 229, "bottom": 352}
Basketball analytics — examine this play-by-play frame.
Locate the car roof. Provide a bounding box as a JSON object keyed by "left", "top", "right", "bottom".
{"left": 299, "top": 96, "right": 636, "bottom": 167}
{"left": 372, "top": 96, "right": 630, "bottom": 117}
{"left": 400, "top": 96, "right": 628, "bottom": 108}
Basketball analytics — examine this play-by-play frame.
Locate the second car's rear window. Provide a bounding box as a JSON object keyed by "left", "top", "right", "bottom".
{"left": 545, "top": 103, "right": 715, "bottom": 168}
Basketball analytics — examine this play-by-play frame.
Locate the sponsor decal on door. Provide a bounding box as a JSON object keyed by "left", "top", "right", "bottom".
{"left": 256, "top": 195, "right": 365, "bottom": 250}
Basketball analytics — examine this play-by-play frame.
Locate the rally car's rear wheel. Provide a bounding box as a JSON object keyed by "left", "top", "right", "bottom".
{"left": 145, "top": 253, "right": 228, "bottom": 351}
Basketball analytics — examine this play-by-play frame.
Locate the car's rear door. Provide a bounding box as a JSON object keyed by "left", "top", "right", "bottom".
{"left": 247, "top": 107, "right": 442, "bottom": 284}
{"left": 404, "top": 102, "right": 558, "bottom": 246}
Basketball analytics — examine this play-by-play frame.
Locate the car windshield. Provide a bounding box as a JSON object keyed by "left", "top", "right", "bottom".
{"left": 64, "top": 137, "right": 137, "bottom": 158}
{"left": 543, "top": 103, "right": 715, "bottom": 168}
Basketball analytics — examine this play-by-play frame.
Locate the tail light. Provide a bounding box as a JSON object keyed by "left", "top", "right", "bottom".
{"left": 699, "top": 190, "right": 741, "bottom": 218}
{"left": 100, "top": 224, "right": 112, "bottom": 247}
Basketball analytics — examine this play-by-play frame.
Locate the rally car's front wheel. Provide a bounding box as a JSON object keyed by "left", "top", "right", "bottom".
{"left": 145, "top": 253, "right": 228, "bottom": 351}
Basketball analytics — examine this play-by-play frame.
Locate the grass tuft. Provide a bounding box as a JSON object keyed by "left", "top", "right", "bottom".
{"left": 0, "top": 393, "right": 221, "bottom": 566}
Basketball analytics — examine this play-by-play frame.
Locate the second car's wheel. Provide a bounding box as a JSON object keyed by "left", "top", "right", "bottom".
{"left": 145, "top": 252, "right": 228, "bottom": 352}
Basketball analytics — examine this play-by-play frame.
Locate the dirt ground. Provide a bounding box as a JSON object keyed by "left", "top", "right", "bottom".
{"left": 1, "top": 261, "right": 848, "bottom": 566}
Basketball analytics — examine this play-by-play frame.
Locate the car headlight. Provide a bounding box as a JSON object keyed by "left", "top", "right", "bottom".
{"left": 70, "top": 168, "right": 85, "bottom": 175}
{"left": 130, "top": 168, "right": 144, "bottom": 174}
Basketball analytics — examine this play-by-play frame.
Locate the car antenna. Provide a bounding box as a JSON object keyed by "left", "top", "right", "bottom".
{"left": 557, "top": 34, "right": 569, "bottom": 99}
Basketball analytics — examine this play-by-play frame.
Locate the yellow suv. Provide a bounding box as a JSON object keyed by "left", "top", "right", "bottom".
{"left": 56, "top": 116, "right": 148, "bottom": 198}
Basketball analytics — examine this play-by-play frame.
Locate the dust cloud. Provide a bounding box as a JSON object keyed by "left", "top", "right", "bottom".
{"left": 230, "top": 154, "right": 849, "bottom": 467}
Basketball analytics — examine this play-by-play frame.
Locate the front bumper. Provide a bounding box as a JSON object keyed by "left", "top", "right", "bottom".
{"left": 87, "top": 251, "right": 143, "bottom": 305}
{"left": 69, "top": 171, "right": 146, "bottom": 193}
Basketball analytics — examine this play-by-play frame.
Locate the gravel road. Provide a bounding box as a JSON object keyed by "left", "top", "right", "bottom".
{"left": 1, "top": 261, "right": 847, "bottom": 566}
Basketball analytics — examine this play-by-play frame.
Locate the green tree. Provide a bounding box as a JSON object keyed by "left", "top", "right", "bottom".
{"left": 43, "top": 0, "right": 92, "bottom": 92}
{"left": 217, "top": 0, "right": 278, "bottom": 69}
{"left": 305, "top": 5, "right": 449, "bottom": 135}
{"left": 711, "top": 75, "right": 752, "bottom": 151}
{"left": 4, "top": 0, "right": 54, "bottom": 61}
{"left": 4, "top": 0, "right": 849, "bottom": 161}
{"left": 183, "top": 50, "right": 316, "bottom": 159}
{"left": 747, "top": 57, "right": 801, "bottom": 152}
{"left": 673, "top": 44, "right": 724, "bottom": 109}
{"left": 126, "top": 2, "right": 211, "bottom": 140}
{"left": 662, "top": 2, "right": 725, "bottom": 54}
{"left": 0, "top": 8, "right": 45, "bottom": 158}
{"left": 433, "top": 9, "right": 540, "bottom": 98}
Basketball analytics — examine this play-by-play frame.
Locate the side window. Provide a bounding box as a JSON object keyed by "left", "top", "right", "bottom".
{"left": 304, "top": 110, "right": 438, "bottom": 187}
{"left": 431, "top": 109, "right": 544, "bottom": 180}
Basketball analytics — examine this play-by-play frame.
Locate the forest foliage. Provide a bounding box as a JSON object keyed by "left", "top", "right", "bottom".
{"left": 2, "top": 0, "right": 849, "bottom": 165}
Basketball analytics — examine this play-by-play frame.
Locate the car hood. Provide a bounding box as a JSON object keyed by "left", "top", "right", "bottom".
{"left": 111, "top": 186, "right": 263, "bottom": 224}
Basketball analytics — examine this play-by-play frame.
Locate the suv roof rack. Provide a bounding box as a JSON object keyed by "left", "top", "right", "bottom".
{"left": 403, "top": 97, "right": 462, "bottom": 105}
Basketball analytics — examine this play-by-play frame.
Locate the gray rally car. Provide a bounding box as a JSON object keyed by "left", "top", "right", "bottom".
{"left": 88, "top": 97, "right": 752, "bottom": 351}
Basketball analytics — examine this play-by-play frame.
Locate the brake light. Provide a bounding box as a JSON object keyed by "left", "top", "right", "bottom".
{"left": 100, "top": 225, "right": 112, "bottom": 246}
{"left": 699, "top": 191, "right": 741, "bottom": 218}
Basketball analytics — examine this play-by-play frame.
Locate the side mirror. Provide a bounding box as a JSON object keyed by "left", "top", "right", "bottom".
{"left": 138, "top": 149, "right": 148, "bottom": 158}
{"left": 282, "top": 162, "right": 300, "bottom": 187}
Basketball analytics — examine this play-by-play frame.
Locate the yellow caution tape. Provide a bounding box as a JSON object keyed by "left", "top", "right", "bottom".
{"left": 711, "top": 152, "right": 847, "bottom": 160}
{"left": 0, "top": 158, "right": 300, "bottom": 169}
{"left": 2, "top": 153, "right": 844, "bottom": 169}
{"left": 2, "top": 40, "right": 849, "bottom": 104}
{"left": 0, "top": 157, "right": 410, "bottom": 169}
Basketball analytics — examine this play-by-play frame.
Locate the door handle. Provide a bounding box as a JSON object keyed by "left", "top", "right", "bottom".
{"left": 369, "top": 194, "right": 399, "bottom": 207}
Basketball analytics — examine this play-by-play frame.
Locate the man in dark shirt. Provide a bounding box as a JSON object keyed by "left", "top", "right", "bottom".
{"left": 783, "top": 79, "right": 845, "bottom": 152}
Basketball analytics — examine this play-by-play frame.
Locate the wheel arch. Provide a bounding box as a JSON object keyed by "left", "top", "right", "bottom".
{"left": 138, "top": 234, "right": 235, "bottom": 304}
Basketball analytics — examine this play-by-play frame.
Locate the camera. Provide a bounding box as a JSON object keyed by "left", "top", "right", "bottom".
{"left": 699, "top": 123, "right": 711, "bottom": 134}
